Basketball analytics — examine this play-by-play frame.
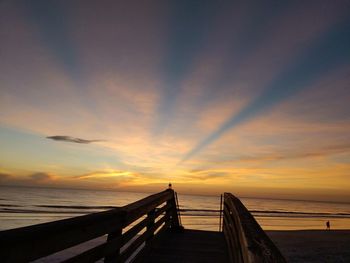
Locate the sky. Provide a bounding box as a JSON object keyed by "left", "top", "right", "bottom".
{"left": 1, "top": 0, "right": 350, "bottom": 202}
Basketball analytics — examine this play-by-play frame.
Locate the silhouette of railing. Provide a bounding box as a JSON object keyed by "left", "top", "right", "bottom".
{"left": 0, "top": 190, "right": 287, "bottom": 263}
{"left": 0, "top": 189, "right": 180, "bottom": 263}
{"left": 222, "top": 193, "right": 286, "bottom": 263}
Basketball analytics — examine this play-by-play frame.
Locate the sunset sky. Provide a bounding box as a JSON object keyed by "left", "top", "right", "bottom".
{"left": 1, "top": 1, "right": 350, "bottom": 202}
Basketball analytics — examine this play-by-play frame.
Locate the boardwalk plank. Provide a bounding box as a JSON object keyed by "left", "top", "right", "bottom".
{"left": 141, "top": 229, "right": 229, "bottom": 263}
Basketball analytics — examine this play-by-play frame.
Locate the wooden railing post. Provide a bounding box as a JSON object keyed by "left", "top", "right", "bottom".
{"left": 219, "top": 194, "right": 223, "bottom": 232}
{"left": 166, "top": 190, "right": 180, "bottom": 229}
{"left": 104, "top": 227, "right": 122, "bottom": 263}
{"left": 146, "top": 208, "right": 156, "bottom": 243}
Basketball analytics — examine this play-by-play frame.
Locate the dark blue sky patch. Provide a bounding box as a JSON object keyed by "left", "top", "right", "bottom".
{"left": 181, "top": 15, "right": 350, "bottom": 162}
{"left": 191, "top": 1, "right": 291, "bottom": 110}
{"left": 153, "top": 0, "right": 226, "bottom": 134}
{"left": 21, "top": 1, "right": 80, "bottom": 81}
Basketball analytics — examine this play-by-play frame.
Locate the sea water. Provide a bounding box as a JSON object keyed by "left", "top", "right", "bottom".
{"left": 1, "top": 185, "right": 349, "bottom": 231}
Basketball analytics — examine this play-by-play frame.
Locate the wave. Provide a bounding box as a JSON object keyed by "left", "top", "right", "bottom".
{"left": 0, "top": 204, "right": 20, "bottom": 207}
{"left": 1, "top": 206, "right": 349, "bottom": 219}
{"left": 180, "top": 209, "right": 220, "bottom": 212}
{"left": 36, "top": 205, "right": 119, "bottom": 210}
{"left": 250, "top": 210, "right": 350, "bottom": 216}
{"left": 0, "top": 204, "right": 120, "bottom": 214}
{"left": 0, "top": 208, "right": 89, "bottom": 214}
{"left": 179, "top": 209, "right": 350, "bottom": 218}
{"left": 180, "top": 209, "right": 350, "bottom": 216}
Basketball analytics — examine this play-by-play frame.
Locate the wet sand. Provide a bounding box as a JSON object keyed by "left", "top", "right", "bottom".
{"left": 267, "top": 230, "right": 350, "bottom": 263}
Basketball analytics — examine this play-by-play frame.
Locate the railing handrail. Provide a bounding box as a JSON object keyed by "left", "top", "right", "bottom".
{"left": 222, "top": 193, "right": 286, "bottom": 263}
{"left": 0, "top": 189, "right": 180, "bottom": 263}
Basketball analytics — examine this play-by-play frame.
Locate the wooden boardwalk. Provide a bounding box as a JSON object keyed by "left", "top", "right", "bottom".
{"left": 142, "top": 229, "right": 229, "bottom": 263}
{"left": 0, "top": 189, "right": 286, "bottom": 263}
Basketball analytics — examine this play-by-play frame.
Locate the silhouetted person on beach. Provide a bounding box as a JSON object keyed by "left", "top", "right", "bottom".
{"left": 326, "top": 221, "right": 330, "bottom": 230}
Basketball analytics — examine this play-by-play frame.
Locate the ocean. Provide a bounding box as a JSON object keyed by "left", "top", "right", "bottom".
{"left": 1, "top": 185, "right": 349, "bottom": 231}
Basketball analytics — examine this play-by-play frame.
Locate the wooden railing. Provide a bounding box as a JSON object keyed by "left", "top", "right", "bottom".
{"left": 0, "top": 189, "right": 180, "bottom": 263}
{"left": 223, "top": 193, "right": 286, "bottom": 263}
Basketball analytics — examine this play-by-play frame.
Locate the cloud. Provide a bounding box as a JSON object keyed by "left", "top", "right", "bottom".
{"left": 75, "top": 170, "right": 138, "bottom": 180}
{"left": 0, "top": 170, "right": 139, "bottom": 189}
{"left": 0, "top": 172, "right": 12, "bottom": 182}
{"left": 46, "top": 135, "right": 104, "bottom": 144}
{"left": 30, "top": 172, "right": 54, "bottom": 181}
{"left": 0, "top": 171, "right": 56, "bottom": 186}
{"left": 185, "top": 169, "right": 230, "bottom": 181}
{"left": 235, "top": 143, "right": 350, "bottom": 164}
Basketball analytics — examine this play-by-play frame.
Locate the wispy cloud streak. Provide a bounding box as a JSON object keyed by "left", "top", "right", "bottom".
{"left": 47, "top": 136, "right": 104, "bottom": 144}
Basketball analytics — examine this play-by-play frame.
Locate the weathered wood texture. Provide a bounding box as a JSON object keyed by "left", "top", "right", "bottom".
{"left": 141, "top": 229, "right": 229, "bottom": 263}
{"left": 223, "top": 193, "right": 286, "bottom": 263}
{"left": 0, "top": 189, "right": 180, "bottom": 263}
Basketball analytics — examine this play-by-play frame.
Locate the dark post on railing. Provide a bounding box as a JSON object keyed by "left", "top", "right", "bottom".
{"left": 219, "top": 194, "right": 223, "bottom": 232}
{"left": 0, "top": 189, "right": 181, "bottom": 263}
{"left": 222, "top": 193, "right": 286, "bottom": 263}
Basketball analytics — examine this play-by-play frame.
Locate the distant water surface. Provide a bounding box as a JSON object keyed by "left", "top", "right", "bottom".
{"left": 0, "top": 186, "right": 349, "bottom": 231}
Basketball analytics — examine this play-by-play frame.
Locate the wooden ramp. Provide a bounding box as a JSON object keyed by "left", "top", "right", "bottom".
{"left": 141, "top": 229, "right": 229, "bottom": 263}
{"left": 0, "top": 189, "right": 286, "bottom": 263}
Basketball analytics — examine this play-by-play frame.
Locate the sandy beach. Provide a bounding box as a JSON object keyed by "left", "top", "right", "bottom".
{"left": 34, "top": 230, "right": 350, "bottom": 262}
{"left": 267, "top": 230, "right": 350, "bottom": 263}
